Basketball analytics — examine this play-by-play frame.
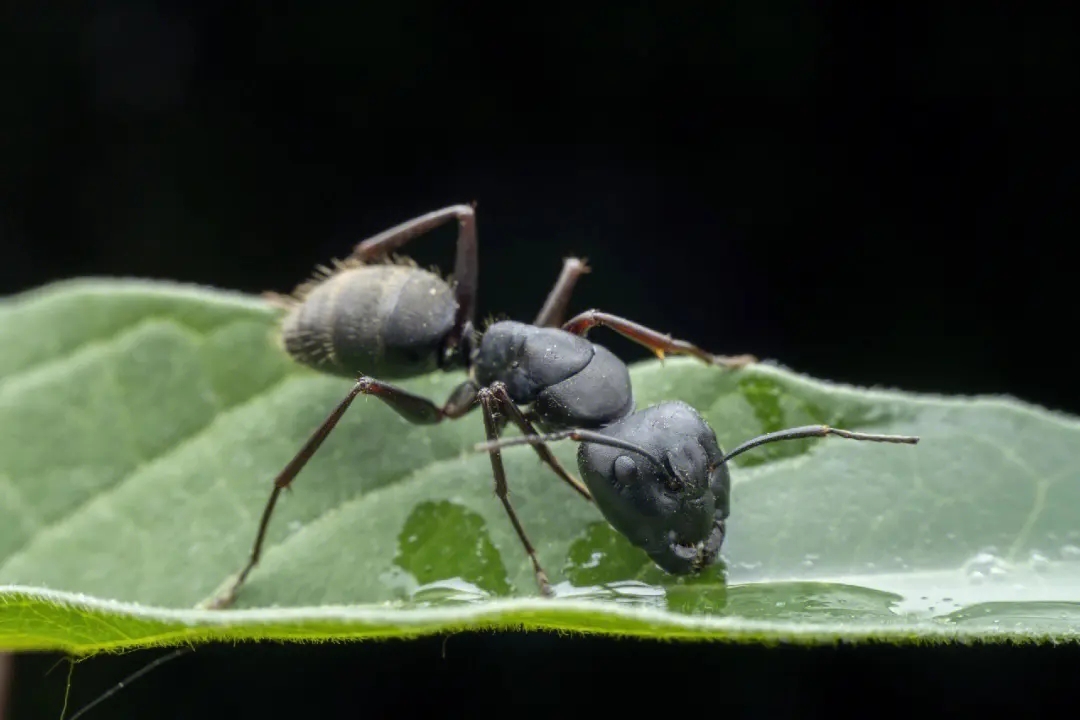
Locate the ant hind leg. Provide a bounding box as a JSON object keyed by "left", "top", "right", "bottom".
{"left": 202, "top": 376, "right": 479, "bottom": 610}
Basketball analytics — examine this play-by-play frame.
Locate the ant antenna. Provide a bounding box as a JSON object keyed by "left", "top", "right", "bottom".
{"left": 474, "top": 430, "right": 672, "bottom": 479}
{"left": 474, "top": 424, "right": 919, "bottom": 475}
{"left": 64, "top": 646, "right": 192, "bottom": 720}
{"left": 718, "top": 425, "right": 919, "bottom": 465}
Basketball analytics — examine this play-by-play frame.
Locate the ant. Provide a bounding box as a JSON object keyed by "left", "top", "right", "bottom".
{"left": 205, "top": 203, "right": 759, "bottom": 607}
{"left": 206, "top": 203, "right": 917, "bottom": 608}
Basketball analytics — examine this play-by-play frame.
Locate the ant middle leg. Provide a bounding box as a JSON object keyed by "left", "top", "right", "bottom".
{"left": 204, "top": 376, "right": 479, "bottom": 610}
{"left": 562, "top": 310, "right": 757, "bottom": 369}
{"left": 534, "top": 257, "right": 591, "bottom": 328}
{"left": 477, "top": 387, "right": 554, "bottom": 597}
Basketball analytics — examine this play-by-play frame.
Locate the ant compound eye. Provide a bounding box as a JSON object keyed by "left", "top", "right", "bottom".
{"left": 613, "top": 455, "right": 639, "bottom": 489}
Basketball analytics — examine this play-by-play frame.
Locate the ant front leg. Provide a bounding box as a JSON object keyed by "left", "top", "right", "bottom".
{"left": 534, "top": 257, "right": 591, "bottom": 328}
{"left": 477, "top": 386, "right": 555, "bottom": 597}
{"left": 562, "top": 310, "right": 757, "bottom": 369}
{"left": 486, "top": 382, "right": 592, "bottom": 501}
{"left": 203, "top": 376, "right": 479, "bottom": 610}
{"left": 349, "top": 204, "right": 478, "bottom": 351}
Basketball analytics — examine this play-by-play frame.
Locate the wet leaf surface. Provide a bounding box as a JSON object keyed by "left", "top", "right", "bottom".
{"left": 1, "top": 280, "right": 1077, "bottom": 652}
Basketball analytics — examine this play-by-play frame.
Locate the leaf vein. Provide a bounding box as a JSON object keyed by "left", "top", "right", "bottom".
{"left": 0, "top": 371, "right": 303, "bottom": 575}
{"left": 0, "top": 314, "right": 244, "bottom": 395}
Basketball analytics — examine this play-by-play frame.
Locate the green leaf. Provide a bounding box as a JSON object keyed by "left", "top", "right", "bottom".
{"left": 1, "top": 279, "right": 1078, "bottom": 653}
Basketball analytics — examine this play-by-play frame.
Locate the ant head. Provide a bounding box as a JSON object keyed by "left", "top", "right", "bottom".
{"left": 576, "top": 401, "right": 731, "bottom": 575}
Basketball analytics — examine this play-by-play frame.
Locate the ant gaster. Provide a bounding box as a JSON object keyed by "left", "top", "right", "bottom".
{"left": 207, "top": 204, "right": 916, "bottom": 608}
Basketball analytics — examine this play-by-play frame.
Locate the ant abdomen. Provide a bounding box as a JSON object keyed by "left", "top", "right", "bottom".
{"left": 280, "top": 264, "right": 458, "bottom": 379}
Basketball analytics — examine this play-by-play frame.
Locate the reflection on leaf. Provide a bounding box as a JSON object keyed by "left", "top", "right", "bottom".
{"left": 562, "top": 522, "right": 729, "bottom": 615}
{"left": 724, "top": 582, "right": 902, "bottom": 623}
{"left": 393, "top": 500, "right": 512, "bottom": 599}
{"left": 563, "top": 522, "right": 652, "bottom": 587}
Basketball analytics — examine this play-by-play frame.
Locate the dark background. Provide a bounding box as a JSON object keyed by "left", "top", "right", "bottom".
{"left": 2, "top": 2, "right": 1077, "bottom": 718}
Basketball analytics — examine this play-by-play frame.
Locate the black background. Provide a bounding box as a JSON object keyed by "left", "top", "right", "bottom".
{"left": 2, "top": 2, "right": 1078, "bottom": 718}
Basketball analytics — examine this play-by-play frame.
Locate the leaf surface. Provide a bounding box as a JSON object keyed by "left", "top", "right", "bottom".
{"left": 1, "top": 279, "right": 1077, "bottom": 652}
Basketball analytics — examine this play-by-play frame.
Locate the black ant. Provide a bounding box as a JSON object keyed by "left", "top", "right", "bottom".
{"left": 206, "top": 203, "right": 755, "bottom": 606}
{"left": 207, "top": 203, "right": 917, "bottom": 608}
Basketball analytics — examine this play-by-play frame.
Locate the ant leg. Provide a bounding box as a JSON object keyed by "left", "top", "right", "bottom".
{"left": 350, "top": 204, "right": 476, "bottom": 264}
{"left": 478, "top": 387, "right": 554, "bottom": 597}
{"left": 203, "top": 377, "right": 479, "bottom": 610}
{"left": 349, "top": 204, "right": 478, "bottom": 347}
{"left": 534, "top": 257, "right": 591, "bottom": 328}
{"left": 562, "top": 310, "right": 757, "bottom": 368}
{"left": 487, "top": 382, "right": 592, "bottom": 501}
